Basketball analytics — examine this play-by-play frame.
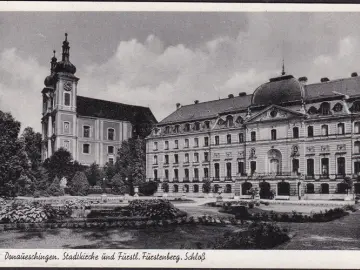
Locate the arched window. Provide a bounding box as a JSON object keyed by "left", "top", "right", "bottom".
{"left": 293, "top": 127, "right": 299, "bottom": 138}
{"left": 351, "top": 101, "right": 360, "bottom": 112}
{"left": 184, "top": 184, "right": 189, "bottom": 193}
{"left": 337, "top": 183, "right": 347, "bottom": 194}
{"left": 338, "top": 123, "right": 345, "bottom": 135}
{"left": 306, "top": 183, "right": 315, "bottom": 194}
{"left": 319, "top": 102, "right": 331, "bottom": 115}
{"left": 173, "top": 184, "right": 179, "bottom": 193}
{"left": 108, "top": 128, "right": 115, "bottom": 140}
{"left": 225, "top": 184, "right": 232, "bottom": 193}
{"left": 242, "top": 182, "right": 252, "bottom": 195}
{"left": 227, "top": 134, "right": 232, "bottom": 144}
{"left": 308, "top": 126, "right": 314, "bottom": 137}
{"left": 226, "top": 115, "right": 234, "bottom": 127}
{"left": 193, "top": 185, "right": 199, "bottom": 193}
{"left": 321, "top": 125, "right": 328, "bottom": 136}
{"left": 271, "top": 129, "right": 277, "bottom": 140}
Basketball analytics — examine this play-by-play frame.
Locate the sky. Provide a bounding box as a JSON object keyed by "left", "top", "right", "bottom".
{"left": 1, "top": 11, "right": 360, "bottom": 132}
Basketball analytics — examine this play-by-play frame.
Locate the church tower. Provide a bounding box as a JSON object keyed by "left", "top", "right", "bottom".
{"left": 41, "top": 33, "right": 79, "bottom": 161}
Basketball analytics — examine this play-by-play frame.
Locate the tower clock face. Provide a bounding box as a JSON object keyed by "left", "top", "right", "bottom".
{"left": 64, "top": 81, "right": 72, "bottom": 91}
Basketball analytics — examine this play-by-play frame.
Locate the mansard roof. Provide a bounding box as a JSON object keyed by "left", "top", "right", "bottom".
{"left": 76, "top": 95, "right": 157, "bottom": 124}
{"left": 159, "top": 94, "right": 252, "bottom": 125}
{"left": 158, "top": 74, "right": 360, "bottom": 125}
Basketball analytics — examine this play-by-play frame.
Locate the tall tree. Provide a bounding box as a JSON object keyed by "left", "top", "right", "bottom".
{"left": 0, "top": 110, "right": 29, "bottom": 198}
{"left": 20, "top": 127, "right": 42, "bottom": 170}
{"left": 85, "top": 162, "right": 101, "bottom": 186}
{"left": 115, "top": 137, "right": 146, "bottom": 193}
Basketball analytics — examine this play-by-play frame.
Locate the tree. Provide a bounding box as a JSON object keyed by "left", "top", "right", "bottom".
{"left": 110, "top": 173, "right": 130, "bottom": 195}
{"left": 202, "top": 180, "right": 211, "bottom": 194}
{"left": 0, "top": 110, "right": 29, "bottom": 198}
{"left": 85, "top": 162, "right": 101, "bottom": 186}
{"left": 115, "top": 137, "right": 146, "bottom": 194}
{"left": 20, "top": 127, "right": 42, "bottom": 170}
{"left": 69, "top": 171, "right": 89, "bottom": 196}
{"left": 139, "top": 181, "right": 158, "bottom": 195}
{"left": 43, "top": 148, "right": 84, "bottom": 183}
{"left": 344, "top": 176, "right": 353, "bottom": 195}
{"left": 46, "top": 176, "right": 65, "bottom": 196}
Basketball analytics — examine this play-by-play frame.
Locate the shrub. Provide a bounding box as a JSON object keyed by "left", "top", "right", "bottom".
{"left": 248, "top": 202, "right": 254, "bottom": 209}
{"left": 208, "top": 221, "right": 290, "bottom": 249}
{"left": 69, "top": 171, "right": 90, "bottom": 196}
{"left": 126, "top": 199, "right": 186, "bottom": 220}
{"left": 202, "top": 180, "right": 211, "bottom": 194}
{"left": 46, "top": 176, "right": 65, "bottom": 196}
{"left": 343, "top": 204, "right": 357, "bottom": 212}
{"left": 161, "top": 182, "right": 169, "bottom": 193}
{"left": 139, "top": 181, "right": 158, "bottom": 196}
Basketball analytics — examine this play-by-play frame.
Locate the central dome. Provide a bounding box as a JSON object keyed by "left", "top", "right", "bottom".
{"left": 252, "top": 75, "right": 304, "bottom": 106}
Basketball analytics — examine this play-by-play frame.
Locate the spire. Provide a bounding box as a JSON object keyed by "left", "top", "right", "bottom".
{"left": 50, "top": 50, "right": 57, "bottom": 74}
{"left": 62, "top": 33, "right": 70, "bottom": 61}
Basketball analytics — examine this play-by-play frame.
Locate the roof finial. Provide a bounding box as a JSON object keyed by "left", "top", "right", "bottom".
{"left": 65, "top": 33, "right": 68, "bottom": 41}
{"left": 281, "top": 58, "right": 285, "bottom": 76}
{"left": 53, "top": 50, "right": 56, "bottom": 57}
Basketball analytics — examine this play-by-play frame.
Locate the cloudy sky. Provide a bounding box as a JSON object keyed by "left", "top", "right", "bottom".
{"left": 1, "top": 11, "right": 360, "bottom": 132}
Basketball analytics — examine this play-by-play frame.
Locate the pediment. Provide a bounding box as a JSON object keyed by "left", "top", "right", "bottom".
{"left": 245, "top": 105, "right": 305, "bottom": 124}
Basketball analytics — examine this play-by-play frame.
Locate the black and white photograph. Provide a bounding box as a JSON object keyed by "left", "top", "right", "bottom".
{"left": 1, "top": 2, "right": 360, "bottom": 267}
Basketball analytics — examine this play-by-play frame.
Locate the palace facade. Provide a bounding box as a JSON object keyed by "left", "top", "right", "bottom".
{"left": 146, "top": 70, "right": 360, "bottom": 199}
{"left": 41, "top": 34, "right": 157, "bottom": 166}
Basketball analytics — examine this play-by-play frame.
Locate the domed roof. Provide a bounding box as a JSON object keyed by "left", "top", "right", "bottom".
{"left": 252, "top": 75, "right": 304, "bottom": 106}
{"left": 44, "top": 74, "right": 55, "bottom": 87}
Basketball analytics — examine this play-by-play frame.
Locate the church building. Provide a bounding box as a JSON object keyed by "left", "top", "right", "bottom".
{"left": 41, "top": 34, "right": 157, "bottom": 166}
{"left": 146, "top": 65, "right": 360, "bottom": 200}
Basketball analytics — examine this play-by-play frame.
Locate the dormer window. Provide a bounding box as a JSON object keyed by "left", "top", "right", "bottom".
{"left": 194, "top": 122, "right": 200, "bottom": 131}
{"left": 308, "top": 106, "right": 318, "bottom": 115}
{"left": 226, "top": 115, "right": 234, "bottom": 127}
{"left": 164, "top": 126, "right": 170, "bottom": 134}
{"left": 184, "top": 123, "right": 190, "bottom": 132}
{"left": 174, "top": 125, "right": 179, "bottom": 133}
{"left": 351, "top": 101, "right": 360, "bottom": 112}
{"left": 333, "top": 103, "right": 343, "bottom": 112}
{"left": 204, "top": 121, "right": 210, "bottom": 129}
{"left": 108, "top": 128, "right": 115, "bottom": 140}
{"left": 319, "top": 102, "right": 331, "bottom": 115}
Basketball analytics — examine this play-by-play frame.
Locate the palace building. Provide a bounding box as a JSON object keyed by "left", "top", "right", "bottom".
{"left": 41, "top": 34, "right": 157, "bottom": 166}
{"left": 146, "top": 67, "right": 360, "bottom": 200}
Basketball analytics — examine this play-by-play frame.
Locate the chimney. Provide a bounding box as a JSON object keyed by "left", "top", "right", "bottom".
{"left": 321, "top": 77, "right": 330, "bottom": 83}
{"left": 352, "top": 72, "right": 358, "bottom": 77}
{"left": 239, "top": 92, "right": 246, "bottom": 97}
{"left": 298, "top": 76, "right": 308, "bottom": 84}
{"left": 228, "top": 94, "right": 234, "bottom": 98}
{"left": 176, "top": 103, "right": 181, "bottom": 110}
{"left": 194, "top": 100, "right": 199, "bottom": 104}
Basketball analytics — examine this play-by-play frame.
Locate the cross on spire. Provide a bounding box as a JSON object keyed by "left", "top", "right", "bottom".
{"left": 281, "top": 58, "right": 285, "bottom": 76}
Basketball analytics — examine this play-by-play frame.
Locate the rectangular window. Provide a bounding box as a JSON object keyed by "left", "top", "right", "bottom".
{"left": 321, "top": 158, "right": 329, "bottom": 176}
{"left": 174, "top": 140, "right": 178, "bottom": 149}
{"left": 251, "top": 131, "right": 256, "bottom": 142}
{"left": 185, "top": 139, "right": 189, "bottom": 148}
{"left": 108, "top": 158, "right": 114, "bottom": 165}
{"left": 108, "top": 146, "right": 114, "bottom": 154}
{"left": 64, "top": 93, "right": 70, "bottom": 106}
{"left": 226, "top": 162, "right": 232, "bottom": 178}
{"left": 293, "top": 127, "right": 299, "bottom": 138}
{"left": 250, "top": 161, "right": 256, "bottom": 175}
{"left": 338, "top": 123, "right": 345, "bottom": 135}
{"left": 355, "top": 122, "right": 360, "bottom": 134}
{"left": 239, "top": 133, "right": 244, "bottom": 143}
{"left": 194, "top": 153, "right": 199, "bottom": 163}
{"left": 185, "top": 153, "right": 189, "bottom": 163}
{"left": 204, "top": 137, "right": 209, "bottom": 146}
{"left": 153, "top": 142, "right": 158, "bottom": 150}
{"left": 194, "top": 168, "right": 199, "bottom": 180}
{"left": 292, "top": 159, "right": 299, "bottom": 174}
{"left": 174, "top": 169, "right": 178, "bottom": 180}
{"left": 204, "top": 152, "right": 209, "bottom": 162}
{"left": 214, "top": 163, "right": 220, "bottom": 179}
{"left": 63, "top": 140, "right": 70, "bottom": 150}
{"left": 184, "top": 169, "right": 189, "bottom": 180}
{"left": 165, "top": 169, "right": 169, "bottom": 180}
{"left": 108, "top": 128, "right": 115, "bottom": 140}
{"left": 215, "top": 136, "right": 220, "bottom": 145}
{"left": 238, "top": 162, "right": 244, "bottom": 175}
{"left": 355, "top": 161, "right": 360, "bottom": 175}
{"left": 83, "top": 143, "right": 90, "bottom": 154}
{"left": 165, "top": 141, "right": 169, "bottom": 150}
{"left": 204, "top": 168, "right": 209, "bottom": 178}
{"left": 174, "top": 154, "right": 178, "bottom": 164}
{"left": 307, "top": 159, "right": 314, "bottom": 176}
{"left": 321, "top": 125, "right": 328, "bottom": 136}
{"left": 271, "top": 129, "right": 277, "bottom": 140}
{"left": 83, "top": 126, "right": 90, "bottom": 138}
{"left": 153, "top": 155, "right": 158, "bottom": 165}
{"left": 63, "top": 122, "right": 70, "bottom": 134}
{"left": 194, "top": 138, "right": 199, "bottom": 147}
{"left": 153, "top": 169, "right": 158, "bottom": 180}
{"left": 308, "top": 126, "right": 314, "bottom": 137}
{"left": 165, "top": 155, "right": 169, "bottom": 164}
{"left": 227, "top": 134, "right": 232, "bottom": 144}
{"left": 337, "top": 157, "right": 346, "bottom": 176}
{"left": 205, "top": 121, "right": 210, "bottom": 129}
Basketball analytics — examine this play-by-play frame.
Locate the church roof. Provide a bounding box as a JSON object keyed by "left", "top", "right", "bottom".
{"left": 76, "top": 96, "right": 157, "bottom": 124}
{"left": 158, "top": 74, "right": 360, "bottom": 125}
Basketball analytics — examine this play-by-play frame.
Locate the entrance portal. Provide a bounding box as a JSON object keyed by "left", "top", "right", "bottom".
{"left": 259, "top": 181, "right": 271, "bottom": 199}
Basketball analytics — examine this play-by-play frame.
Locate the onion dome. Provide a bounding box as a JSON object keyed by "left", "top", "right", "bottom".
{"left": 44, "top": 50, "right": 57, "bottom": 87}
{"left": 54, "top": 33, "right": 76, "bottom": 74}
{"left": 251, "top": 74, "right": 305, "bottom": 106}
